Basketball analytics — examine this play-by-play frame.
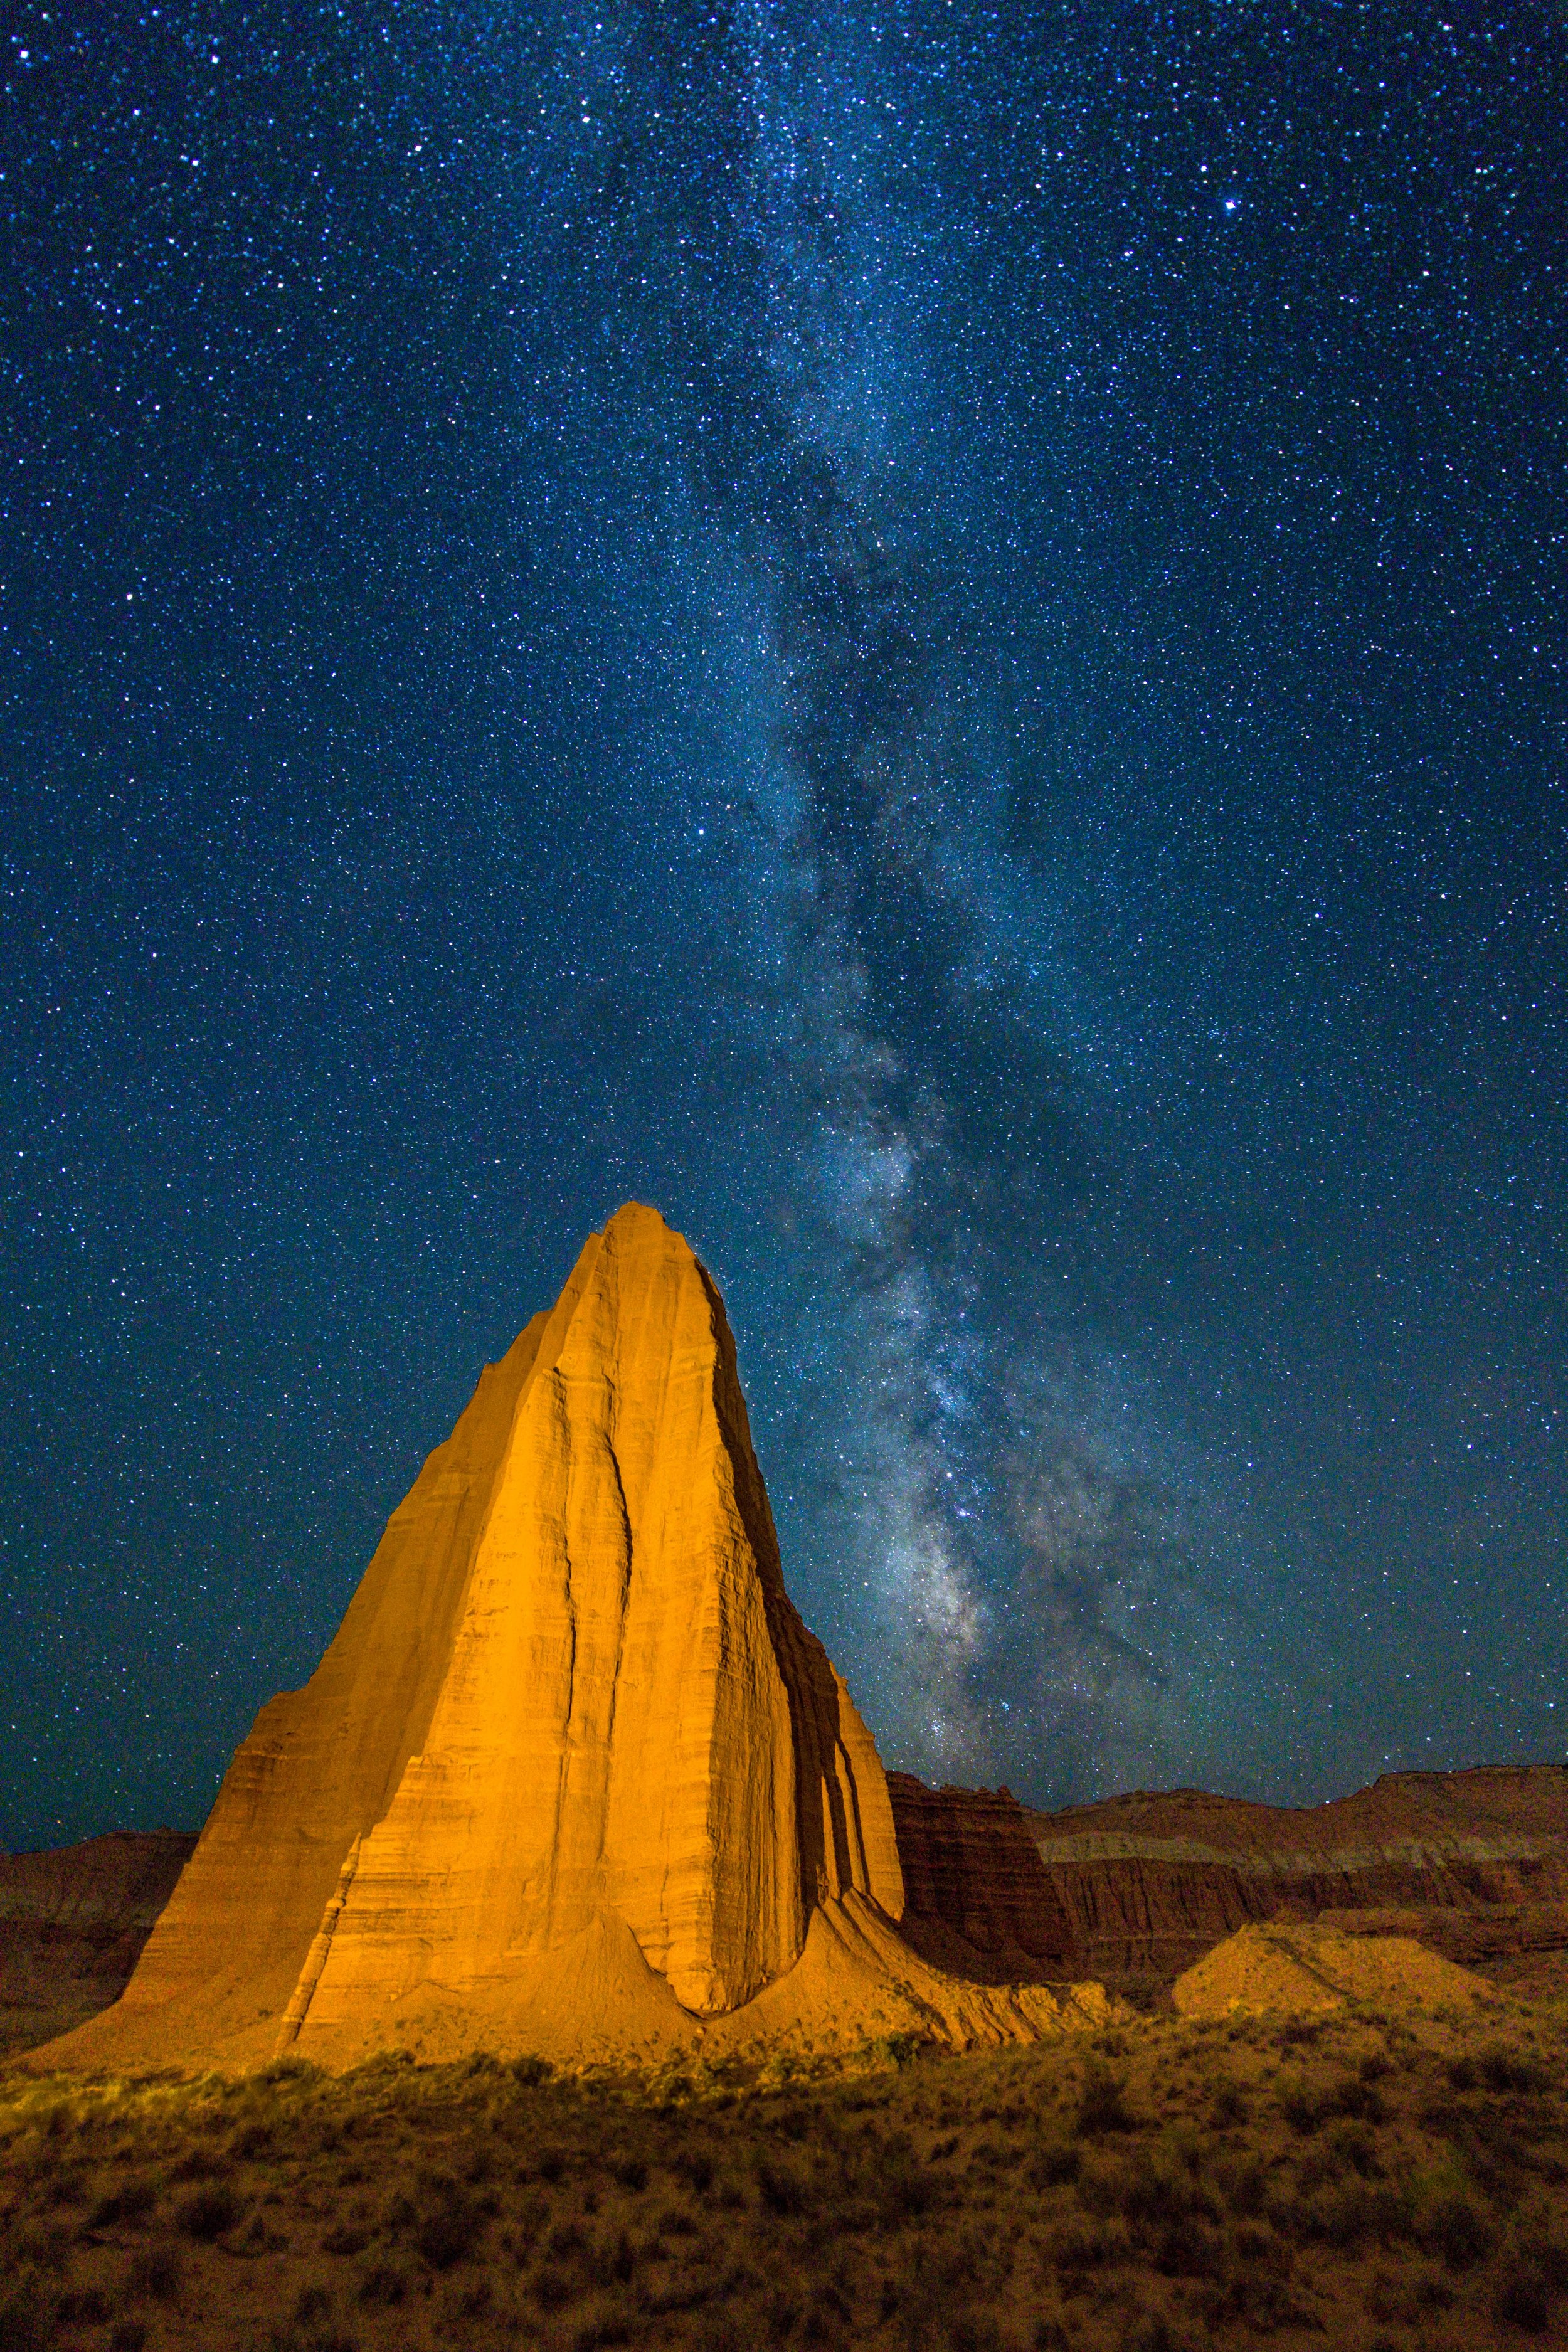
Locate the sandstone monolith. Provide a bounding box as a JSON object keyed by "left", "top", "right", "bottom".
{"left": 41, "top": 1205, "right": 1111, "bottom": 2072}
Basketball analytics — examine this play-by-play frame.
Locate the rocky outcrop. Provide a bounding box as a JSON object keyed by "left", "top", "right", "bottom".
{"left": 887, "top": 1776, "right": 1079, "bottom": 1982}
{"left": 0, "top": 1830, "right": 195, "bottom": 2056}
{"left": 1172, "top": 1920, "right": 1503, "bottom": 2020}
{"left": 1029, "top": 1769, "right": 1568, "bottom": 1999}
{"left": 36, "top": 1205, "right": 1105, "bottom": 2075}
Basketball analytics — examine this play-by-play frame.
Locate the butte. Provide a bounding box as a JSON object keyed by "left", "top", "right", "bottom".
{"left": 38, "top": 1205, "right": 1110, "bottom": 2073}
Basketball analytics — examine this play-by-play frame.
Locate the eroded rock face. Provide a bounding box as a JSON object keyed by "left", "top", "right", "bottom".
{"left": 886, "top": 1775, "right": 1079, "bottom": 1983}
{"left": 46, "top": 1205, "right": 905, "bottom": 2070}
{"left": 1027, "top": 1769, "right": 1568, "bottom": 2000}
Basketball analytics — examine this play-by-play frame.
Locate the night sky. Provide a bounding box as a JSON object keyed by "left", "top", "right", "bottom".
{"left": 3, "top": 4, "right": 1564, "bottom": 1854}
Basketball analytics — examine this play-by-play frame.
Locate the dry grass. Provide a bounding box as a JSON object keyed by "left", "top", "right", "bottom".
{"left": 3, "top": 2001, "right": 1567, "bottom": 2350}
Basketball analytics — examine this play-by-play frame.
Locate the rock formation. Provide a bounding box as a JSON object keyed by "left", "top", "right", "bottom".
{"left": 887, "top": 1774, "right": 1079, "bottom": 1982}
{"left": 1028, "top": 1769, "right": 1568, "bottom": 2001}
{"left": 0, "top": 1830, "right": 195, "bottom": 2058}
{"left": 1172, "top": 1920, "right": 1503, "bottom": 2021}
{"left": 38, "top": 1205, "right": 1102, "bottom": 2074}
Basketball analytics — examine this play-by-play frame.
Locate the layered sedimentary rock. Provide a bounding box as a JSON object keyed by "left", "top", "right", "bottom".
{"left": 1028, "top": 1769, "right": 1568, "bottom": 2000}
{"left": 887, "top": 1775, "right": 1079, "bottom": 1983}
{"left": 41, "top": 1204, "right": 1102, "bottom": 2074}
{"left": 0, "top": 1830, "right": 196, "bottom": 2057}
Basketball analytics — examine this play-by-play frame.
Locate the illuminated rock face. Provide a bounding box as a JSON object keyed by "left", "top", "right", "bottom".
{"left": 61, "top": 1204, "right": 904, "bottom": 2065}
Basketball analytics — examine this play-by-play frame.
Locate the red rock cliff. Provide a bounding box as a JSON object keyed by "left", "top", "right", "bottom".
{"left": 1029, "top": 1768, "right": 1568, "bottom": 1998}
{"left": 887, "top": 1774, "right": 1079, "bottom": 1981}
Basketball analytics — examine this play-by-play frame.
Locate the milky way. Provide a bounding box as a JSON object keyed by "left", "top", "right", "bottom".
{"left": 2, "top": 4, "right": 1563, "bottom": 1846}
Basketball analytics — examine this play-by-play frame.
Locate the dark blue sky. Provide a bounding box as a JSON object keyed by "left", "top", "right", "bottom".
{"left": 3, "top": 3, "right": 1563, "bottom": 1850}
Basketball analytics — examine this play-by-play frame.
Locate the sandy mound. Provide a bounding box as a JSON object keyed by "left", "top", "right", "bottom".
{"left": 701, "top": 1893, "right": 1116, "bottom": 2061}
{"left": 1173, "top": 1920, "right": 1504, "bottom": 2020}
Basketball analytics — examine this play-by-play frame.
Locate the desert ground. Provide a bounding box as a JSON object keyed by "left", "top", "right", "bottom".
{"left": 4, "top": 1991, "right": 1567, "bottom": 2352}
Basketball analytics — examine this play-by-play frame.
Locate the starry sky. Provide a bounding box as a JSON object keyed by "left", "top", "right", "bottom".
{"left": 3, "top": 3, "right": 1564, "bottom": 1853}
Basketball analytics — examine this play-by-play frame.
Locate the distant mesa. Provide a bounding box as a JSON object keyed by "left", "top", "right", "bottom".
{"left": 32, "top": 1204, "right": 1110, "bottom": 2074}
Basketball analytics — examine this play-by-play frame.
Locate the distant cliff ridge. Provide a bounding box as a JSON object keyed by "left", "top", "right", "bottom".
{"left": 8, "top": 1764, "right": 1566, "bottom": 2060}
{"left": 1028, "top": 1767, "right": 1568, "bottom": 2002}
{"left": 0, "top": 1828, "right": 196, "bottom": 2057}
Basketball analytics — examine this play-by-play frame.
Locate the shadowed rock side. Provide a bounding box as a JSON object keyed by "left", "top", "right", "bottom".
{"left": 887, "top": 1775, "right": 1079, "bottom": 1983}
{"left": 34, "top": 1205, "right": 1101, "bottom": 2075}
{"left": 1028, "top": 1768, "right": 1568, "bottom": 2001}
{"left": 0, "top": 1831, "right": 196, "bottom": 2057}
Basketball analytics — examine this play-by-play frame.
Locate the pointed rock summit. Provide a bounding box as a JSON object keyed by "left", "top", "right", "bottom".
{"left": 45, "top": 1207, "right": 1110, "bottom": 2071}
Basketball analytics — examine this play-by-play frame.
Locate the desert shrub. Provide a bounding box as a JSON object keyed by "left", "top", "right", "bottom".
{"left": 1026, "top": 2139, "right": 1081, "bottom": 2190}
{"left": 754, "top": 2284, "right": 801, "bottom": 2344}
{"left": 34, "top": 2161, "right": 87, "bottom": 2209}
{"left": 679, "top": 2312, "right": 746, "bottom": 2352}
{"left": 1281, "top": 2072, "right": 1385, "bottom": 2134}
{"left": 1227, "top": 2219, "right": 1291, "bottom": 2276}
{"left": 1293, "top": 2180, "right": 1408, "bottom": 2253}
{"left": 175, "top": 2181, "right": 243, "bottom": 2240}
{"left": 609, "top": 2152, "right": 647, "bottom": 2191}
{"left": 1212, "top": 2153, "right": 1270, "bottom": 2218}
{"left": 9, "top": 2218, "right": 73, "bottom": 2274}
{"left": 1450, "top": 2048, "right": 1552, "bottom": 2097}
{"left": 941, "top": 2312, "right": 1005, "bottom": 2352}
{"left": 652, "top": 2205, "right": 699, "bottom": 2243}
{"left": 56, "top": 2286, "right": 114, "bottom": 2325}
{"left": 1493, "top": 2264, "right": 1553, "bottom": 2333}
{"left": 877, "top": 2148, "right": 940, "bottom": 2223}
{"left": 108, "top": 2323, "right": 147, "bottom": 2352}
{"left": 509, "top": 2053, "right": 553, "bottom": 2089}
{"left": 1323, "top": 2119, "right": 1381, "bottom": 2178}
{"left": 1196, "top": 2260, "right": 1305, "bottom": 2333}
{"left": 1074, "top": 2161, "right": 1125, "bottom": 2220}
{"left": 1074, "top": 2062, "right": 1135, "bottom": 2137}
{"left": 674, "top": 2146, "right": 714, "bottom": 2194}
{"left": 231, "top": 2118, "right": 275, "bottom": 2159}
{"left": 413, "top": 2173, "right": 482, "bottom": 2268}
{"left": 169, "top": 2145, "right": 230, "bottom": 2183}
{"left": 127, "top": 2238, "right": 185, "bottom": 2299}
{"left": 593, "top": 2228, "right": 636, "bottom": 2286}
{"left": 533, "top": 2264, "right": 575, "bottom": 2312}
{"left": 1120, "top": 2318, "right": 1187, "bottom": 2352}
{"left": 1041, "top": 2218, "right": 1128, "bottom": 2272}
{"left": 295, "top": 2284, "right": 333, "bottom": 2322}
{"left": 534, "top": 2145, "right": 568, "bottom": 2183}
{"left": 1513, "top": 2227, "right": 1568, "bottom": 2291}
{"left": 1210, "top": 2084, "right": 1248, "bottom": 2127}
{"left": 1152, "top": 2219, "right": 1224, "bottom": 2279}
{"left": 755, "top": 2154, "right": 812, "bottom": 2217}
{"left": 321, "top": 2222, "right": 372, "bottom": 2256}
{"left": 257, "top": 2055, "right": 320, "bottom": 2087}
{"left": 356, "top": 2262, "right": 408, "bottom": 2307}
{"left": 90, "top": 2174, "right": 159, "bottom": 2228}
{"left": 1421, "top": 2190, "right": 1497, "bottom": 2271}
